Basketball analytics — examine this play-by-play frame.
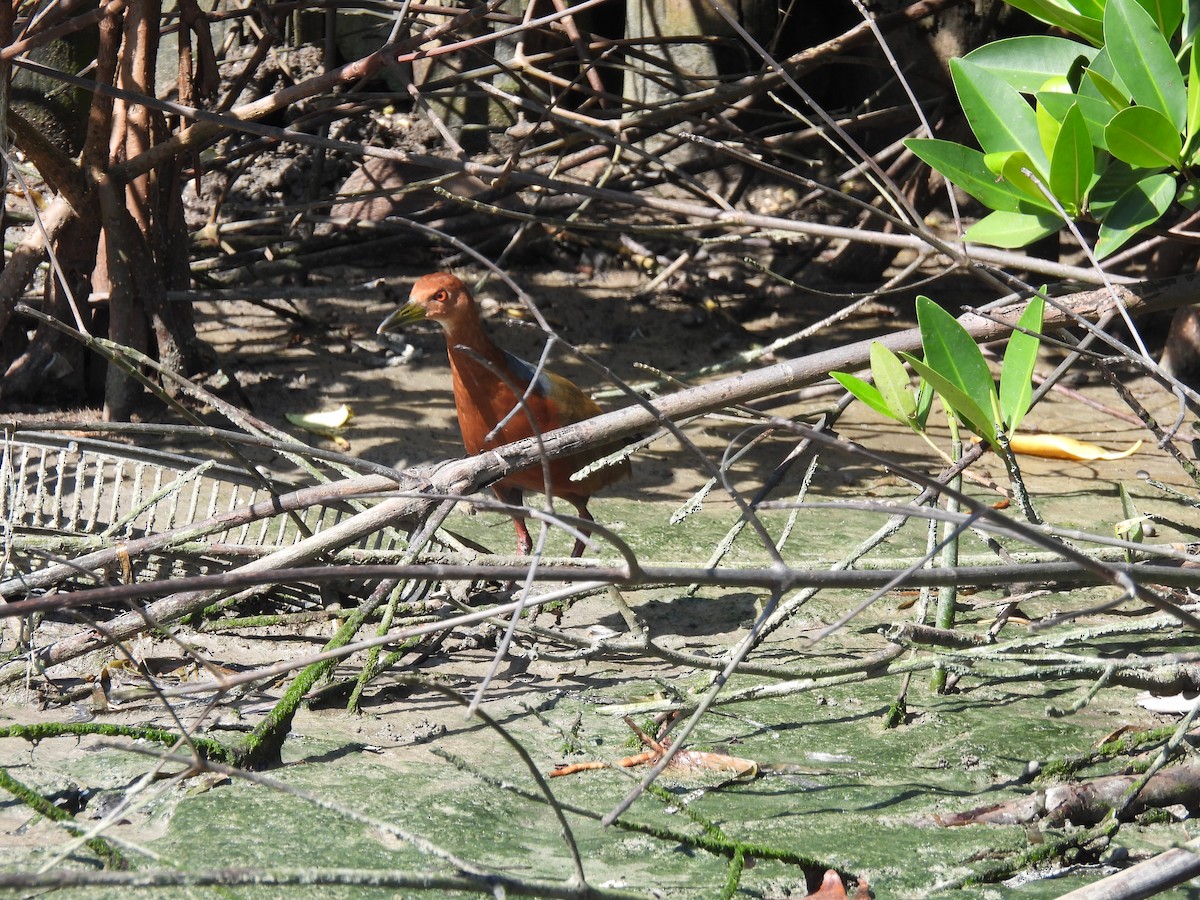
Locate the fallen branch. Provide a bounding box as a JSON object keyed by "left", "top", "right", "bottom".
{"left": 925, "top": 762, "right": 1200, "bottom": 827}
{"left": 1055, "top": 837, "right": 1200, "bottom": 899}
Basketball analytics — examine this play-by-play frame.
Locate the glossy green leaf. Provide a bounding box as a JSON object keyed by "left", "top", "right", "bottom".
{"left": 1049, "top": 103, "right": 1094, "bottom": 209}
{"left": 1117, "top": 482, "right": 1145, "bottom": 557}
{"left": 951, "top": 58, "right": 1049, "bottom": 170}
{"left": 1082, "top": 46, "right": 1129, "bottom": 94}
{"left": 998, "top": 0, "right": 1104, "bottom": 45}
{"left": 1094, "top": 172, "right": 1176, "bottom": 257}
{"left": 1104, "top": 106, "right": 1183, "bottom": 168}
{"left": 1178, "top": 180, "right": 1200, "bottom": 209}
{"left": 915, "top": 378, "right": 934, "bottom": 431}
{"left": 1040, "top": 75, "right": 1075, "bottom": 95}
{"left": 1000, "top": 295, "right": 1045, "bottom": 433}
{"left": 1186, "top": 43, "right": 1200, "bottom": 157}
{"left": 963, "top": 37, "right": 1098, "bottom": 92}
{"left": 1070, "top": 0, "right": 1107, "bottom": 21}
{"left": 1038, "top": 100, "right": 1063, "bottom": 161}
{"left": 1132, "top": 0, "right": 1182, "bottom": 41}
{"left": 900, "top": 353, "right": 998, "bottom": 444}
{"left": 1087, "top": 157, "right": 1147, "bottom": 218}
{"left": 915, "top": 296, "right": 999, "bottom": 433}
{"left": 905, "top": 139, "right": 1028, "bottom": 212}
{"left": 1083, "top": 66, "right": 1131, "bottom": 112}
{"left": 830, "top": 372, "right": 903, "bottom": 423}
{"left": 1036, "top": 89, "right": 1118, "bottom": 149}
{"left": 965, "top": 209, "right": 1063, "bottom": 248}
{"left": 984, "top": 150, "right": 1056, "bottom": 209}
{"left": 1034, "top": 76, "right": 1075, "bottom": 163}
{"left": 870, "top": 342, "right": 917, "bottom": 424}
{"left": 1119, "top": 480, "right": 1140, "bottom": 522}
{"left": 1104, "top": 0, "right": 1187, "bottom": 130}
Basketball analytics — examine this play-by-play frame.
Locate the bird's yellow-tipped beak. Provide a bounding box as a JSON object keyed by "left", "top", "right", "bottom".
{"left": 376, "top": 302, "right": 427, "bottom": 335}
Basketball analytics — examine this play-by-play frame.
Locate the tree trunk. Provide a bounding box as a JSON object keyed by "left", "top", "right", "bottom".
{"left": 0, "top": 0, "right": 203, "bottom": 415}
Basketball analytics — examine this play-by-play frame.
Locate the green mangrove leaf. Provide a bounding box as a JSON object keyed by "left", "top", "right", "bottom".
{"left": 1178, "top": 180, "right": 1200, "bottom": 210}
{"left": 963, "top": 37, "right": 1098, "bottom": 92}
{"left": 916, "top": 378, "right": 934, "bottom": 431}
{"left": 830, "top": 372, "right": 902, "bottom": 423}
{"left": 1036, "top": 89, "right": 1116, "bottom": 149}
{"left": 965, "top": 209, "right": 1063, "bottom": 248}
{"left": 1082, "top": 65, "right": 1131, "bottom": 112}
{"left": 1104, "top": 0, "right": 1186, "bottom": 130}
{"left": 1131, "top": 0, "right": 1182, "bottom": 43}
{"left": 1038, "top": 100, "right": 1063, "bottom": 161}
{"left": 1116, "top": 482, "right": 1145, "bottom": 557}
{"left": 900, "top": 353, "right": 998, "bottom": 445}
{"left": 1049, "top": 103, "right": 1094, "bottom": 210}
{"left": 915, "top": 296, "right": 999, "bottom": 432}
{"left": 870, "top": 342, "right": 918, "bottom": 425}
{"left": 1034, "top": 76, "right": 1076, "bottom": 161}
{"left": 1087, "top": 157, "right": 1147, "bottom": 218}
{"left": 1187, "top": 43, "right": 1200, "bottom": 160}
{"left": 1104, "top": 106, "right": 1183, "bottom": 168}
{"left": 1094, "top": 171, "right": 1176, "bottom": 258}
{"left": 951, "top": 58, "right": 1049, "bottom": 171}
{"left": 984, "top": 150, "right": 1056, "bottom": 208}
{"left": 905, "top": 139, "right": 1028, "bottom": 212}
{"left": 1000, "top": 295, "right": 1046, "bottom": 433}
{"left": 1119, "top": 480, "right": 1140, "bottom": 522}
{"left": 998, "top": 0, "right": 1104, "bottom": 45}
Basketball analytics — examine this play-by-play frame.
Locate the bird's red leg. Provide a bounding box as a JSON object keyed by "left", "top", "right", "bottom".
{"left": 494, "top": 486, "right": 532, "bottom": 555}
{"left": 568, "top": 499, "right": 596, "bottom": 558}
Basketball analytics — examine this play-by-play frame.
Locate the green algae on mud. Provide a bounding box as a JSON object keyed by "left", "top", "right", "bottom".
{"left": 2, "top": 651, "right": 1175, "bottom": 897}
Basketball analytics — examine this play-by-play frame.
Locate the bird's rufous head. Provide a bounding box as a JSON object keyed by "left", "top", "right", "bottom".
{"left": 376, "top": 273, "right": 477, "bottom": 335}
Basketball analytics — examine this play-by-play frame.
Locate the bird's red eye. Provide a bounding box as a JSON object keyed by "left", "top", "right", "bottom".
{"left": 435, "top": 290, "right": 449, "bottom": 302}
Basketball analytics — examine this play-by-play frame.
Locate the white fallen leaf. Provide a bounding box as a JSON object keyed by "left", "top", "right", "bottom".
{"left": 285, "top": 404, "right": 354, "bottom": 448}
{"left": 1136, "top": 691, "right": 1200, "bottom": 715}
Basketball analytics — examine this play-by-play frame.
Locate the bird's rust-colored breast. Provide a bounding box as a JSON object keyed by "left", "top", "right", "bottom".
{"left": 447, "top": 344, "right": 627, "bottom": 498}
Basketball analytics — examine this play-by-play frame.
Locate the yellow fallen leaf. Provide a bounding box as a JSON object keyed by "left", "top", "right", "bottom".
{"left": 285, "top": 404, "right": 354, "bottom": 449}
{"left": 1005, "top": 434, "right": 1142, "bottom": 461}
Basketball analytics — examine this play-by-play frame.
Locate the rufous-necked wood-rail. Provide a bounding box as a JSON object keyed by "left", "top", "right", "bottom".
{"left": 377, "top": 272, "right": 630, "bottom": 557}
